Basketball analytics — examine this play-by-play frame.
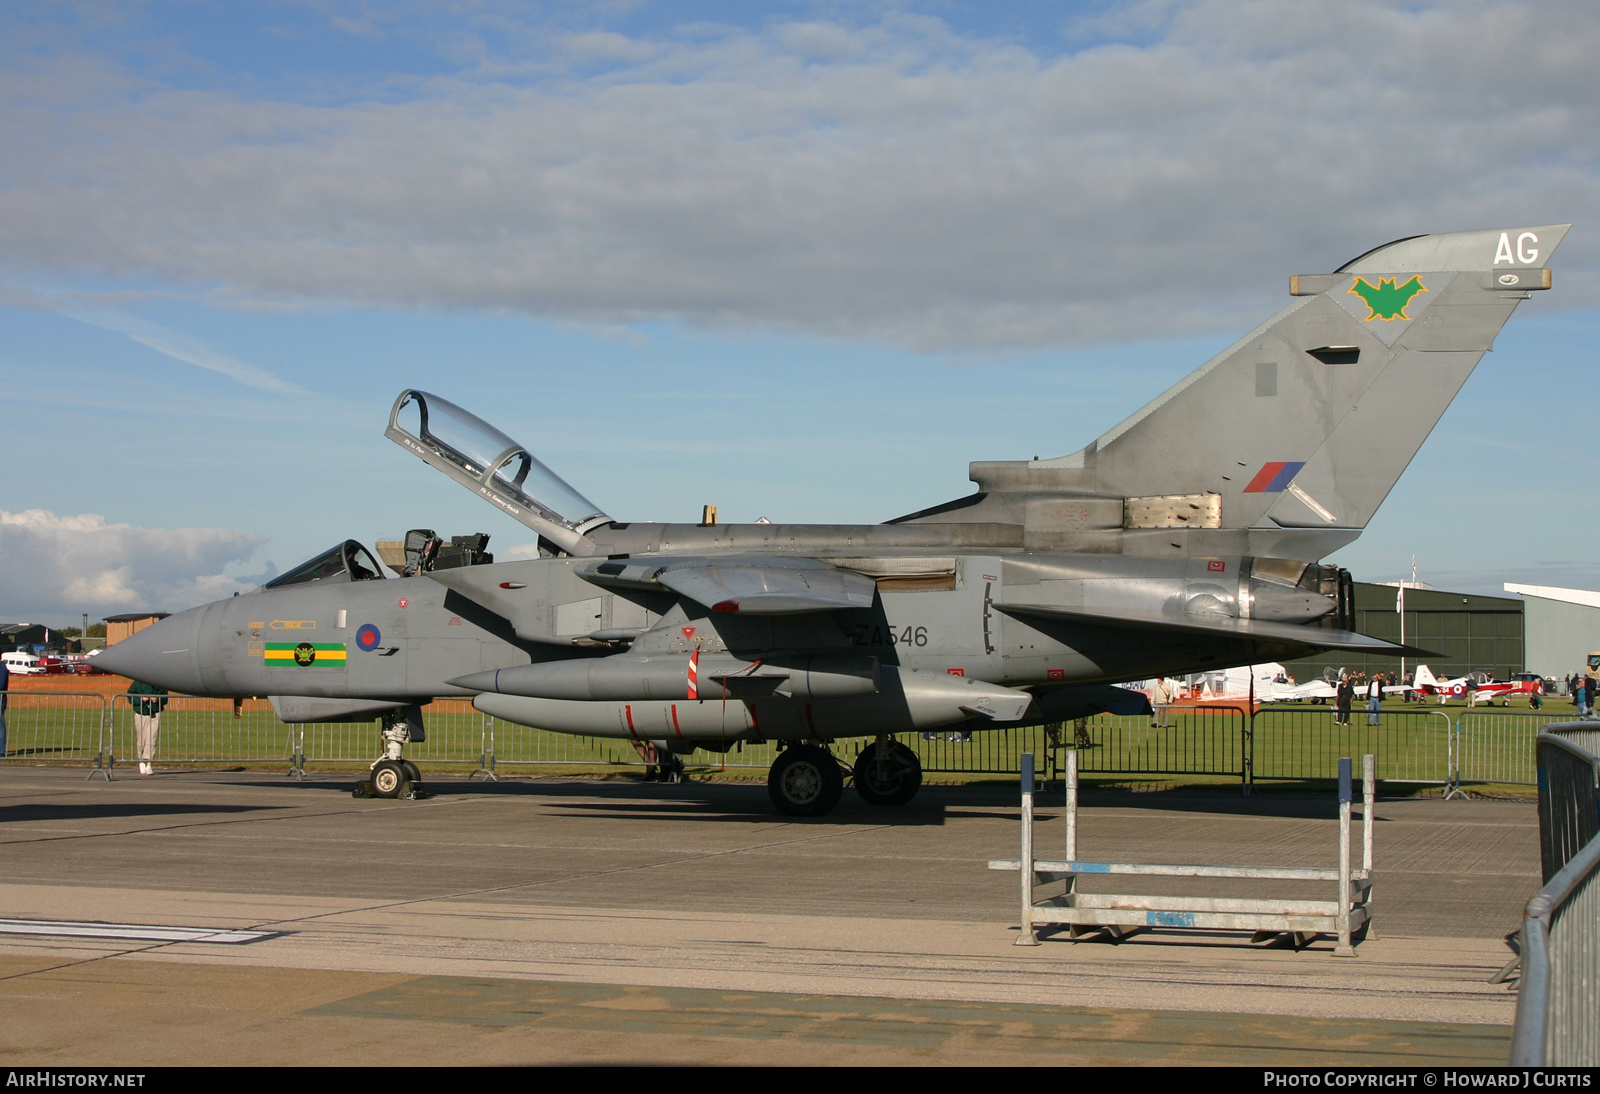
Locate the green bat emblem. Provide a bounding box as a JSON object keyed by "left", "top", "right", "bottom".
{"left": 1347, "top": 276, "right": 1428, "bottom": 321}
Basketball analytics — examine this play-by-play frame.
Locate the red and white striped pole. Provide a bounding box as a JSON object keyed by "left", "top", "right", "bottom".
{"left": 687, "top": 648, "right": 699, "bottom": 700}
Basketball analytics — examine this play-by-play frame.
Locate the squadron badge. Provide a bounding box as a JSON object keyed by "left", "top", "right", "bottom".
{"left": 1347, "top": 276, "right": 1427, "bottom": 321}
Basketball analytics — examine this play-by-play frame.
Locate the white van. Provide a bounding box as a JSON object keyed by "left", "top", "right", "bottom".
{"left": 2, "top": 651, "right": 44, "bottom": 675}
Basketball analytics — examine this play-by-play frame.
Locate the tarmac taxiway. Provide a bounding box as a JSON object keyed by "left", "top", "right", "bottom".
{"left": 0, "top": 766, "right": 1540, "bottom": 1066}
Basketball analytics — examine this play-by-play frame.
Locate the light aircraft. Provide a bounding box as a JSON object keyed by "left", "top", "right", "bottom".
{"left": 1412, "top": 665, "right": 1545, "bottom": 705}
{"left": 1411, "top": 665, "right": 1473, "bottom": 702}
{"left": 1210, "top": 665, "right": 1338, "bottom": 705}
{"left": 1473, "top": 672, "right": 1546, "bottom": 706}
{"left": 1126, "top": 664, "right": 1335, "bottom": 706}
{"left": 95, "top": 224, "right": 1568, "bottom": 815}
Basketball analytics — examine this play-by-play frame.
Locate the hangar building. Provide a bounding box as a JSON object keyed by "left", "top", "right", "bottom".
{"left": 1503, "top": 584, "right": 1600, "bottom": 679}
{"left": 1283, "top": 582, "right": 1524, "bottom": 683}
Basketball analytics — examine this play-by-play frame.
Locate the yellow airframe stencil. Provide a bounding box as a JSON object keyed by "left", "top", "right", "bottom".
{"left": 270, "top": 620, "right": 317, "bottom": 630}
{"left": 1347, "top": 276, "right": 1427, "bottom": 321}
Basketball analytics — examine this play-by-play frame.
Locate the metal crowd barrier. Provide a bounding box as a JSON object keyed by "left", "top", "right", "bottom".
{"left": 1511, "top": 723, "right": 1600, "bottom": 1067}
{"left": 1074, "top": 707, "right": 1247, "bottom": 784}
{"left": 1250, "top": 706, "right": 1452, "bottom": 789}
{"left": 1455, "top": 711, "right": 1576, "bottom": 788}
{"left": 0, "top": 691, "right": 1577, "bottom": 792}
{"left": 0, "top": 692, "right": 110, "bottom": 775}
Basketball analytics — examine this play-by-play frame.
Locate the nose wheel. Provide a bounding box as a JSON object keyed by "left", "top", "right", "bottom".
{"left": 353, "top": 709, "right": 430, "bottom": 799}
{"left": 359, "top": 758, "right": 428, "bottom": 799}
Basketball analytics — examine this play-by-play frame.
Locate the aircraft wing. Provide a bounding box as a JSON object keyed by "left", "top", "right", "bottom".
{"left": 579, "top": 555, "right": 877, "bottom": 614}
{"left": 993, "top": 602, "right": 1428, "bottom": 656}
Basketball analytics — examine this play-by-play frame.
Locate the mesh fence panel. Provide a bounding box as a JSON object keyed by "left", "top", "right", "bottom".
{"left": 0, "top": 692, "right": 108, "bottom": 765}
{"left": 1, "top": 693, "right": 1581, "bottom": 790}
{"left": 1252, "top": 707, "right": 1453, "bottom": 784}
{"left": 1074, "top": 708, "right": 1246, "bottom": 778}
{"left": 107, "top": 696, "right": 289, "bottom": 765}
{"left": 1456, "top": 712, "right": 1573, "bottom": 787}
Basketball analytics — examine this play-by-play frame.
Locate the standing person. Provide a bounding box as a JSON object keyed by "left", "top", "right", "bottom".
{"left": 1366, "top": 673, "right": 1383, "bottom": 726}
{"left": 1574, "top": 674, "right": 1590, "bottom": 718}
{"left": 1150, "top": 677, "right": 1174, "bottom": 728}
{"left": 628, "top": 739, "right": 685, "bottom": 783}
{"left": 126, "top": 679, "right": 168, "bottom": 775}
{"left": 1335, "top": 673, "right": 1354, "bottom": 726}
{"left": 630, "top": 738, "right": 661, "bottom": 782}
{"left": 1465, "top": 675, "right": 1479, "bottom": 708}
{"left": 1073, "top": 717, "right": 1093, "bottom": 750}
{"left": 0, "top": 654, "right": 9, "bottom": 757}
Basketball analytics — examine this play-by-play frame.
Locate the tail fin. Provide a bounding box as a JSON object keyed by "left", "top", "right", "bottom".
{"left": 1414, "top": 665, "right": 1438, "bottom": 689}
{"left": 1043, "top": 224, "right": 1569, "bottom": 544}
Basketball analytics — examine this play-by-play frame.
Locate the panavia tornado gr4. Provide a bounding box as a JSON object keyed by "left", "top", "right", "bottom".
{"left": 96, "top": 224, "right": 1569, "bottom": 814}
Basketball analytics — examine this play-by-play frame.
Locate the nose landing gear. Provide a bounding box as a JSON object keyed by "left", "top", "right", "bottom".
{"left": 353, "top": 706, "right": 430, "bottom": 799}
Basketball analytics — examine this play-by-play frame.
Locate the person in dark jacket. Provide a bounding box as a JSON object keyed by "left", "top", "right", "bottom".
{"left": 0, "top": 656, "right": 9, "bottom": 757}
{"left": 126, "top": 680, "right": 168, "bottom": 775}
{"left": 1335, "top": 673, "right": 1354, "bottom": 726}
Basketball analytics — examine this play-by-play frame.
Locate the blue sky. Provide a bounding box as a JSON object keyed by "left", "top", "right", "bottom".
{"left": 2, "top": 1, "right": 1597, "bottom": 623}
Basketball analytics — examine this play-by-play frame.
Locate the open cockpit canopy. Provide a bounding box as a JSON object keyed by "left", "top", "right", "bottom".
{"left": 386, "top": 390, "right": 608, "bottom": 554}
{"left": 263, "top": 540, "right": 386, "bottom": 589}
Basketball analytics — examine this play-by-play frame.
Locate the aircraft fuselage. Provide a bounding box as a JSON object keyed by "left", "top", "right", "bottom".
{"left": 118, "top": 543, "right": 1344, "bottom": 742}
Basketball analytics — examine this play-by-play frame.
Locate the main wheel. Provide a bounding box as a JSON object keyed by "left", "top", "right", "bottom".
{"left": 371, "top": 759, "right": 406, "bottom": 799}
{"left": 852, "top": 741, "right": 922, "bottom": 806}
{"left": 767, "top": 745, "right": 843, "bottom": 817}
{"left": 400, "top": 759, "right": 423, "bottom": 786}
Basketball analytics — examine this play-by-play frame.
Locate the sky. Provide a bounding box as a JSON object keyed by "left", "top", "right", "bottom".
{"left": 2, "top": 0, "right": 1597, "bottom": 625}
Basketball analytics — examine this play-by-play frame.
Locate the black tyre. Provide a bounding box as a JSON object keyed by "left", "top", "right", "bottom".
{"left": 852, "top": 741, "right": 923, "bottom": 806}
{"left": 400, "top": 759, "right": 423, "bottom": 786}
{"left": 767, "top": 745, "right": 843, "bottom": 817}
{"left": 371, "top": 759, "right": 406, "bottom": 799}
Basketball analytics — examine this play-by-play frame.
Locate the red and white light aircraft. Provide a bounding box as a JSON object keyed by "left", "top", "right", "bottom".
{"left": 1411, "top": 666, "right": 1544, "bottom": 705}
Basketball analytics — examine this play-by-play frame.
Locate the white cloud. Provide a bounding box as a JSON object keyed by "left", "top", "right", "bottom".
{"left": 0, "top": 509, "right": 268, "bottom": 621}
{"left": 0, "top": 1, "right": 1595, "bottom": 351}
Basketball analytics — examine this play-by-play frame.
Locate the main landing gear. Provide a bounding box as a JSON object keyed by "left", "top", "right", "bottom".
{"left": 765, "top": 736, "right": 925, "bottom": 817}
{"left": 353, "top": 706, "right": 430, "bottom": 800}
{"left": 767, "top": 744, "right": 842, "bottom": 817}
{"left": 852, "top": 737, "right": 922, "bottom": 805}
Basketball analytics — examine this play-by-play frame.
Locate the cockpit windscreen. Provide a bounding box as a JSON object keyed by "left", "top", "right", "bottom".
{"left": 263, "top": 540, "right": 387, "bottom": 589}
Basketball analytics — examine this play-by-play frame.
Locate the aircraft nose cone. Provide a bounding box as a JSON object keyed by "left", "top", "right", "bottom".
{"left": 92, "top": 610, "right": 202, "bottom": 692}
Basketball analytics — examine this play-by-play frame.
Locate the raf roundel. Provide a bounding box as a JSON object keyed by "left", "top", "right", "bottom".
{"left": 356, "top": 624, "right": 382, "bottom": 652}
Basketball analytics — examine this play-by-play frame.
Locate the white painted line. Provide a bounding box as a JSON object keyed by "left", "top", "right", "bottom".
{"left": 0, "top": 918, "right": 275, "bottom": 944}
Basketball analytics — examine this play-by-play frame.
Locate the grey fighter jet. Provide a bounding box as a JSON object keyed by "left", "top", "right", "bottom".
{"left": 96, "top": 224, "right": 1569, "bottom": 814}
